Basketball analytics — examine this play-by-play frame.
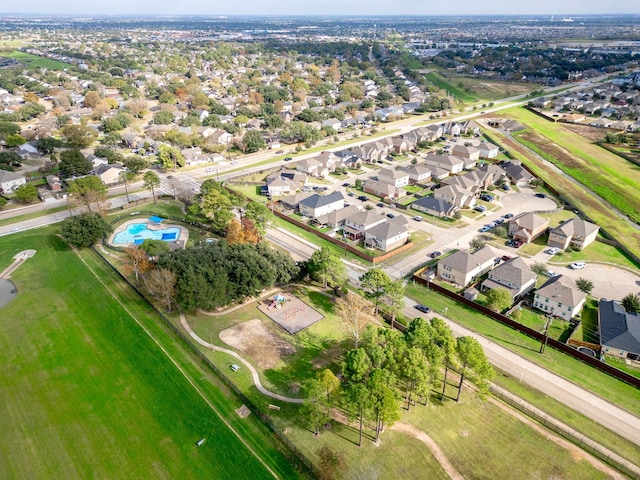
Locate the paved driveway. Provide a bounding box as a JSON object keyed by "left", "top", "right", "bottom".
{"left": 549, "top": 263, "right": 640, "bottom": 300}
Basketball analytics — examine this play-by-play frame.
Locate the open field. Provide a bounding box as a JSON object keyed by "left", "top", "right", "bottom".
{"left": 180, "top": 284, "right": 629, "bottom": 479}
{"left": 0, "top": 50, "right": 73, "bottom": 70}
{"left": 404, "top": 283, "right": 640, "bottom": 466}
{"left": 506, "top": 107, "right": 640, "bottom": 225}
{"left": 0, "top": 228, "right": 303, "bottom": 480}
{"left": 423, "top": 71, "right": 478, "bottom": 103}
{"left": 488, "top": 116, "right": 640, "bottom": 261}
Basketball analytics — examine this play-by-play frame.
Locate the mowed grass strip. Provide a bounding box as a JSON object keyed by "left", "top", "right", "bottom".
{"left": 506, "top": 107, "right": 640, "bottom": 222}
{"left": 0, "top": 50, "right": 73, "bottom": 70}
{"left": 0, "top": 230, "right": 302, "bottom": 480}
{"left": 489, "top": 126, "right": 640, "bottom": 260}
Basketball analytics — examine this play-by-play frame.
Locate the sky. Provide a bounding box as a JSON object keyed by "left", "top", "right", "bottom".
{"left": 3, "top": 0, "right": 640, "bottom": 17}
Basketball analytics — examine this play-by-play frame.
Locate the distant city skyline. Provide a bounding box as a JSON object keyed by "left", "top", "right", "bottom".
{"left": 2, "top": 0, "right": 639, "bottom": 17}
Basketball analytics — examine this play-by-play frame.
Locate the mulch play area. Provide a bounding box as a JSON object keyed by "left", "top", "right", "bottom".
{"left": 257, "top": 292, "right": 324, "bottom": 334}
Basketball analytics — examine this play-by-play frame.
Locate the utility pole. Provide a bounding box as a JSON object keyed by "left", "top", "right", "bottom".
{"left": 540, "top": 315, "right": 553, "bottom": 354}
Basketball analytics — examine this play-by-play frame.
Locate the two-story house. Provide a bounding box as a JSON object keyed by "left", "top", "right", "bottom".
{"left": 378, "top": 168, "right": 410, "bottom": 188}
{"left": 0, "top": 170, "right": 26, "bottom": 194}
{"left": 363, "top": 217, "right": 410, "bottom": 252}
{"left": 533, "top": 275, "right": 587, "bottom": 321}
{"left": 481, "top": 257, "right": 537, "bottom": 301}
{"left": 405, "top": 165, "right": 432, "bottom": 185}
{"left": 343, "top": 210, "right": 386, "bottom": 241}
{"left": 509, "top": 212, "right": 549, "bottom": 244}
{"left": 299, "top": 191, "right": 345, "bottom": 219}
{"left": 598, "top": 300, "right": 640, "bottom": 361}
{"left": 437, "top": 246, "right": 496, "bottom": 286}
{"left": 424, "top": 154, "right": 465, "bottom": 174}
{"left": 547, "top": 218, "right": 600, "bottom": 251}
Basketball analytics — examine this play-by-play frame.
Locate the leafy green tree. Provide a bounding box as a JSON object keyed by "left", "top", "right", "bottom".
{"left": 61, "top": 124, "right": 98, "bottom": 147}
{"left": 241, "top": 130, "right": 266, "bottom": 153}
{"left": 13, "top": 183, "right": 38, "bottom": 203}
{"left": 242, "top": 201, "right": 273, "bottom": 236}
{"left": 122, "top": 156, "right": 147, "bottom": 174}
{"left": 143, "top": 171, "right": 160, "bottom": 203}
{"left": 455, "top": 336, "right": 494, "bottom": 401}
{"left": 5, "top": 134, "right": 25, "bottom": 147}
{"left": 469, "top": 236, "right": 487, "bottom": 252}
{"left": 58, "top": 149, "right": 92, "bottom": 178}
{"left": 68, "top": 176, "right": 108, "bottom": 213}
{"left": 382, "top": 279, "right": 405, "bottom": 329}
{"left": 401, "top": 347, "right": 430, "bottom": 411}
{"left": 368, "top": 368, "right": 400, "bottom": 443}
{"left": 60, "top": 212, "right": 112, "bottom": 248}
{"left": 153, "top": 110, "right": 174, "bottom": 125}
{"left": 575, "top": 278, "right": 594, "bottom": 295}
{"left": 36, "top": 137, "right": 63, "bottom": 155}
{"left": 141, "top": 239, "right": 170, "bottom": 257}
{"left": 308, "top": 246, "right": 347, "bottom": 288}
{"left": 157, "top": 144, "right": 184, "bottom": 171}
{"left": 304, "top": 378, "right": 330, "bottom": 436}
{"left": 485, "top": 287, "right": 512, "bottom": 312}
{"left": 344, "top": 382, "right": 371, "bottom": 447}
{"left": 0, "top": 121, "right": 20, "bottom": 139}
{"left": 0, "top": 196, "right": 7, "bottom": 209}
{"left": 359, "top": 268, "right": 391, "bottom": 314}
{"left": 531, "top": 262, "right": 548, "bottom": 276}
{"left": 622, "top": 293, "right": 640, "bottom": 314}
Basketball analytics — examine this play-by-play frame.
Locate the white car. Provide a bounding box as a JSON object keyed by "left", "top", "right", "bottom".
{"left": 546, "top": 270, "right": 558, "bottom": 277}
{"left": 569, "top": 262, "right": 586, "bottom": 270}
{"left": 413, "top": 216, "right": 423, "bottom": 222}
{"left": 546, "top": 247, "right": 560, "bottom": 255}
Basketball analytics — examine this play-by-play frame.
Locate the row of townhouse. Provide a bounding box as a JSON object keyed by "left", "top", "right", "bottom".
{"left": 437, "top": 246, "right": 588, "bottom": 321}
{"left": 278, "top": 191, "right": 410, "bottom": 252}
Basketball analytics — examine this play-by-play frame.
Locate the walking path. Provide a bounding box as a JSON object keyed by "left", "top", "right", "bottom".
{"left": 0, "top": 250, "right": 36, "bottom": 279}
{"left": 179, "top": 312, "right": 303, "bottom": 404}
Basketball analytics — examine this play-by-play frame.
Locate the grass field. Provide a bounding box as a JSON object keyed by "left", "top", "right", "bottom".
{"left": 0, "top": 50, "right": 73, "bottom": 70}
{"left": 423, "top": 71, "right": 478, "bottom": 103}
{"left": 0, "top": 229, "right": 304, "bottom": 480}
{"left": 180, "top": 285, "right": 626, "bottom": 479}
{"left": 488, "top": 116, "right": 640, "bottom": 261}
{"left": 508, "top": 109, "right": 640, "bottom": 224}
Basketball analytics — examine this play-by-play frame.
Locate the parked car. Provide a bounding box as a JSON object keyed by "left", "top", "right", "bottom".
{"left": 358, "top": 195, "right": 368, "bottom": 201}
{"left": 501, "top": 184, "right": 510, "bottom": 191}
{"left": 494, "top": 257, "right": 502, "bottom": 265}
{"left": 413, "top": 215, "right": 423, "bottom": 222}
{"left": 546, "top": 247, "right": 560, "bottom": 255}
{"left": 414, "top": 304, "right": 431, "bottom": 314}
{"left": 377, "top": 203, "right": 385, "bottom": 208}
{"left": 535, "top": 193, "right": 546, "bottom": 198}
{"left": 342, "top": 182, "right": 350, "bottom": 187}
{"left": 501, "top": 255, "right": 512, "bottom": 262}
{"left": 348, "top": 192, "right": 355, "bottom": 197}
{"left": 230, "top": 160, "right": 238, "bottom": 164}
{"left": 284, "top": 157, "right": 293, "bottom": 161}
{"left": 495, "top": 218, "right": 505, "bottom": 225}
{"left": 487, "top": 222, "right": 497, "bottom": 228}
{"left": 429, "top": 251, "right": 442, "bottom": 259}
{"left": 480, "top": 194, "right": 494, "bottom": 202}
{"left": 386, "top": 213, "right": 395, "bottom": 219}
{"left": 569, "top": 262, "right": 586, "bottom": 270}
{"left": 230, "top": 364, "right": 240, "bottom": 372}
{"left": 474, "top": 205, "right": 487, "bottom": 212}
{"left": 546, "top": 270, "right": 558, "bottom": 277}
{"left": 503, "top": 213, "right": 514, "bottom": 219}
{"left": 371, "top": 176, "right": 379, "bottom": 181}
{"left": 275, "top": 149, "right": 284, "bottom": 154}
{"left": 479, "top": 226, "right": 490, "bottom": 232}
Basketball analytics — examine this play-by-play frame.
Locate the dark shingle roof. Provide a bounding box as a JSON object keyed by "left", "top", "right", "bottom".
{"left": 599, "top": 300, "right": 640, "bottom": 355}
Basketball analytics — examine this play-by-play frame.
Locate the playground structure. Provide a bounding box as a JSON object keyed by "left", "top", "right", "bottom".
{"left": 258, "top": 292, "right": 324, "bottom": 334}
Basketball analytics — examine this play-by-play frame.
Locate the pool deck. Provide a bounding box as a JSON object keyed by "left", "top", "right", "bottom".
{"left": 108, "top": 218, "right": 189, "bottom": 250}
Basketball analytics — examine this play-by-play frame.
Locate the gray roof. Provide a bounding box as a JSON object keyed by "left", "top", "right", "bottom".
{"left": 412, "top": 196, "right": 455, "bottom": 214}
{"left": 0, "top": 170, "right": 25, "bottom": 182}
{"left": 365, "top": 220, "right": 408, "bottom": 241}
{"left": 535, "top": 275, "right": 586, "bottom": 308}
{"left": 551, "top": 218, "right": 599, "bottom": 240}
{"left": 487, "top": 256, "right": 536, "bottom": 289}
{"left": 299, "top": 191, "right": 344, "bottom": 209}
{"left": 599, "top": 300, "right": 640, "bottom": 355}
{"left": 439, "top": 246, "right": 495, "bottom": 273}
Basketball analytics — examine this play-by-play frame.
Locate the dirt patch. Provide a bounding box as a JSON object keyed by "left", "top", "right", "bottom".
{"left": 219, "top": 319, "right": 296, "bottom": 369}
{"left": 561, "top": 123, "right": 608, "bottom": 143}
{"left": 311, "top": 343, "right": 344, "bottom": 369}
{"left": 235, "top": 405, "right": 251, "bottom": 418}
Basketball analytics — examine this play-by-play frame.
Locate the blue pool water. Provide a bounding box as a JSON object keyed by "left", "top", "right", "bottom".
{"left": 112, "top": 223, "right": 181, "bottom": 245}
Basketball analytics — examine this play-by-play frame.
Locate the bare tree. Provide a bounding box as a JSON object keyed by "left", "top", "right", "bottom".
{"left": 334, "top": 293, "right": 374, "bottom": 348}
{"left": 145, "top": 268, "right": 177, "bottom": 312}
{"left": 122, "top": 246, "right": 150, "bottom": 285}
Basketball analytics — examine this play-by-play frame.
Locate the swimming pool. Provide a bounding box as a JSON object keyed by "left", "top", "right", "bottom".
{"left": 112, "top": 223, "right": 182, "bottom": 246}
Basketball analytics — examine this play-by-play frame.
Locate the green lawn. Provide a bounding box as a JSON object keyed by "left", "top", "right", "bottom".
{"left": 0, "top": 50, "right": 73, "bottom": 70}
{"left": 424, "top": 72, "right": 478, "bottom": 103}
{"left": 0, "top": 229, "right": 304, "bottom": 480}
{"left": 405, "top": 284, "right": 640, "bottom": 466}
